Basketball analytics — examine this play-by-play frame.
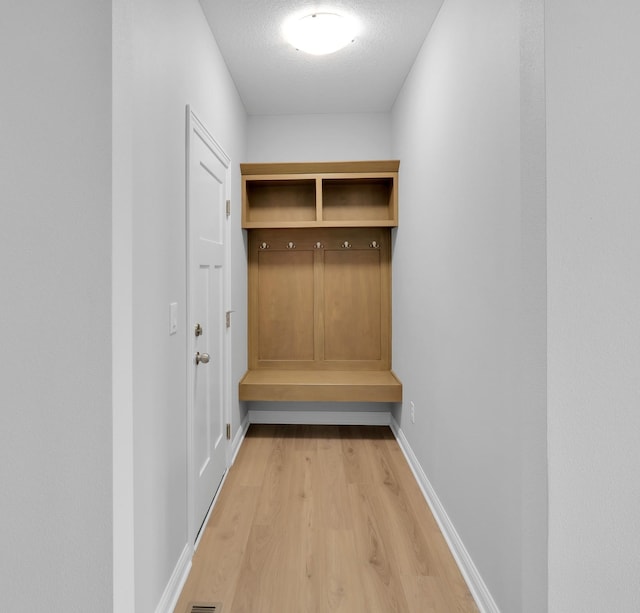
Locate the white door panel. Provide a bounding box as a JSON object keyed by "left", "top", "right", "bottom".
{"left": 187, "top": 108, "right": 230, "bottom": 543}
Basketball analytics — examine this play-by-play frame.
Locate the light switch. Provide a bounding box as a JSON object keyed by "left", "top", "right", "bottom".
{"left": 169, "top": 302, "right": 178, "bottom": 335}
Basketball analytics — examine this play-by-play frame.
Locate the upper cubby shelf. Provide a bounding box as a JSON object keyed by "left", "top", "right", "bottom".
{"left": 241, "top": 160, "right": 399, "bottom": 229}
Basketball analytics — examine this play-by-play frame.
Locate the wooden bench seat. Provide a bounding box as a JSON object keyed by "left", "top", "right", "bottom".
{"left": 239, "top": 369, "right": 402, "bottom": 403}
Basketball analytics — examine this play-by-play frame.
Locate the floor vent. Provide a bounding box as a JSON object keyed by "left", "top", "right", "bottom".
{"left": 188, "top": 604, "right": 221, "bottom": 613}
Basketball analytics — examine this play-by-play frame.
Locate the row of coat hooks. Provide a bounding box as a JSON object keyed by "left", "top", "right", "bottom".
{"left": 259, "top": 240, "right": 381, "bottom": 250}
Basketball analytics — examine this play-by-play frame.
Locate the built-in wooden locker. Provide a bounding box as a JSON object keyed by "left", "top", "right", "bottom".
{"left": 239, "top": 161, "right": 402, "bottom": 402}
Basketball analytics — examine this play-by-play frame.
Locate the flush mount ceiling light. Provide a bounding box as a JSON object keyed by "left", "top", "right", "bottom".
{"left": 283, "top": 12, "right": 359, "bottom": 55}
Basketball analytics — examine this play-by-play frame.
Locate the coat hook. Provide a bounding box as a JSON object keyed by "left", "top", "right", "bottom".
{"left": 341, "top": 241, "right": 352, "bottom": 249}
{"left": 369, "top": 240, "right": 380, "bottom": 249}
{"left": 286, "top": 241, "right": 296, "bottom": 249}
{"left": 259, "top": 241, "right": 270, "bottom": 250}
{"left": 314, "top": 241, "right": 324, "bottom": 249}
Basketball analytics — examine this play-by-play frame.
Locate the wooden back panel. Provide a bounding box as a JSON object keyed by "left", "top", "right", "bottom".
{"left": 248, "top": 228, "right": 391, "bottom": 371}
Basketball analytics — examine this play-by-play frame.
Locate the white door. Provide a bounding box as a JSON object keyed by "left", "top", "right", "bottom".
{"left": 187, "top": 108, "right": 230, "bottom": 543}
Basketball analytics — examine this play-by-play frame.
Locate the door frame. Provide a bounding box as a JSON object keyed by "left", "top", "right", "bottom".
{"left": 185, "top": 105, "right": 232, "bottom": 547}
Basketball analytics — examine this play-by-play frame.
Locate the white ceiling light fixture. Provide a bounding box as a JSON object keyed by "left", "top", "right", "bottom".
{"left": 283, "top": 12, "right": 359, "bottom": 55}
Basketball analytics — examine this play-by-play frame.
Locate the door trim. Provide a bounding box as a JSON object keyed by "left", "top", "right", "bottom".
{"left": 185, "top": 105, "right": 232, "bottom": 547}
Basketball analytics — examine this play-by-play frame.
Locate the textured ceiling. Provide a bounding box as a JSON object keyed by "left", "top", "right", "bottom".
{"left": 199, "top": 0, "right": 444, "bottom": 115}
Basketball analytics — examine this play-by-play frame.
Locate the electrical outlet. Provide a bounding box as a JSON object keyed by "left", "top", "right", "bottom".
{"left": 410, "top": 401, "right": 415, "bottom": 424}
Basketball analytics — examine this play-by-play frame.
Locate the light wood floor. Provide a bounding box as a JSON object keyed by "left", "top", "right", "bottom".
{"left": 174, "top": 425, "right": 479, "bottom": 613}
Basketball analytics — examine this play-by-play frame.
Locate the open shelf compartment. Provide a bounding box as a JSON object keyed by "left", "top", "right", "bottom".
{"left": 244, "top": 177, "right": 317, "bottom": 225}
{"left": 321, "top": 176, "right": 395, "bottom": 223}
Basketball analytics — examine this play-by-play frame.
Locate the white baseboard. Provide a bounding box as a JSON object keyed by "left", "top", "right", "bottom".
{"left": 248, "top": 409, "right": 391, "bottom": 426}
{"left": 154, "top": 542, "right": 192, "bottom": 613}
{"left": 389, "top": 417, "right": 500, "bottom": 613}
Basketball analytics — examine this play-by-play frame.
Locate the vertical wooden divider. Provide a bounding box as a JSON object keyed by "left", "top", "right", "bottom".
{"left": 314, "top": 246, "right": 325, "bottom": 363}
{"left": 315, "top": 177, "right": 323, "bottom": 223}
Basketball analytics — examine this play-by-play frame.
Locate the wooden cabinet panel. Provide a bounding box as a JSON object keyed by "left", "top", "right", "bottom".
{"left": 323, "top": 249, "right": 382, "bottom": 362}
{"left": 249, "top": 228, "right": 390, "bottom": 371}
{"left": 257, "top": 250, "right": 314, "bottom": 362}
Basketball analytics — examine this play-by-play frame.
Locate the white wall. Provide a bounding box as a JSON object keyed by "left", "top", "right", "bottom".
{"left": 0, "top": 2, "right": 112, "bottom": 611}
{"left": 113, "top": 0, "right": 247, "bottom": 610}
{"left": 546, "top": 2, "right": 640, "bottom": 611}
{"left": 247, "top": 113, "right": 391, "bottom": 162}
{"left": 391, "top": 0, "right": 546, "bottom": 610}
{"left": 519, "top": 1, "right": 547, "bottom": 608}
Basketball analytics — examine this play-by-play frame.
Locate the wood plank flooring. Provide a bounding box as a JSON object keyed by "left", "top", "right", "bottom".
{"left": 174, "top": 425, "right": 479, "bottom": 613}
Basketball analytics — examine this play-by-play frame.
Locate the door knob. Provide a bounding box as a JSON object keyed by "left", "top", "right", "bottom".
{"left": 195, "top": 352, "right": 210, "bottom": 365}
